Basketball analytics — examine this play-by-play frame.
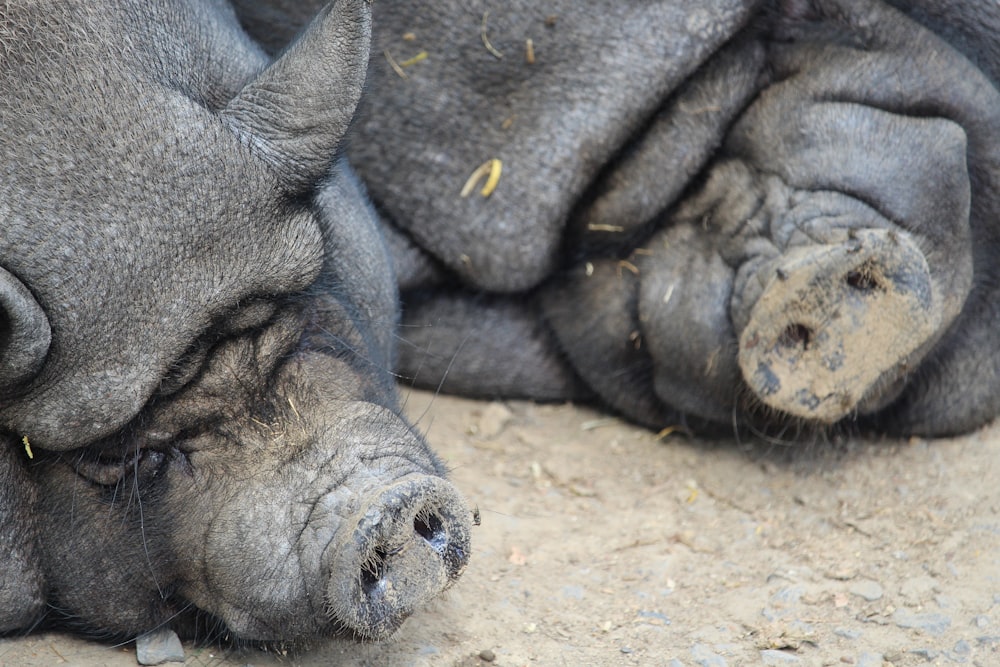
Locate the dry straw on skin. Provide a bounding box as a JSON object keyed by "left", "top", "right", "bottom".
{"left": 481, "top": 11, "right": 503, "bottom": 59}
{"left": 617, "top": 259, "right": 639, "bottom": 277}
{"left": 398, "top": 51, "right": 428, "bottom": 67}
{"left": 384, "top": 49, "right": 428, "bottom": 78}
{"left": 383, "top": 49, "right": 407, "bottom": 78}
{"left": 587, "top": 223, "right": 625, "bottom": 232}
{"left": 461, "top": 159, "right": 503, "bottom": 197}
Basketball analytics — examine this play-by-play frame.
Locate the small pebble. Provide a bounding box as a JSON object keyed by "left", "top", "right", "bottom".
{"left": 909, "top": 648, "right": 939, "bottom": 661}
{"left": 475, "top": 402, "right": 513, "bottom": 438}
{"left": 855, "top": 652, "right": 883, "bottom": 667}
{"left": 899, "top": 575, "right": 937, "bottom": 602}
{"left": 892, "top": 609, "right": 952, "bottom": 636}
{"left": 135, "top": 628, "right": 185, "bottom": 666}
{"left": 849, "top": 580, "right": 883, "bottom": 602}
{"left": 761, "top": 649, "right": 800, "bottom": 665}
{"left": 934, "top": 593, "right": 956, "bottom": 609}
{"left": 637, "top": 610, "right": 671, "bottom": 625}
{"left": 690, "top": 643, "right": 728, "bottom": 667}
{"left": 974, "top": 614, "right": 990, "bottom": 628}
{"left": 771, "top": 586, "right": 805, "bottom": 604}
{"left": 950, "top": 639, "right": 971, "bottom": 658}
{"left": 479, "top": 649, "right": 496, "bottom": 662}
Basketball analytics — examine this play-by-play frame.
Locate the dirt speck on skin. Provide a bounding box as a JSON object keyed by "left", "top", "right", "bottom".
{"left": 3, "top": 389, "right": 1000, "bottom": 666}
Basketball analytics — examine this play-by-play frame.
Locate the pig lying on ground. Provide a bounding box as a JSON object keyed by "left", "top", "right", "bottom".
{"left": 326, "top": 0, "right": 1000, "bottom": 439}
{"left": 1, "top": 0, "right": 470, "bottom": 643}
{"left": 4, "top": 0, "right": 1000, "bottom": 651}
{"left": 239, "top": 0, "right": 1000, "bottom": 439}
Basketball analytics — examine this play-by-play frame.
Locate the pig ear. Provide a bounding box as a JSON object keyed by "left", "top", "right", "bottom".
{"left": 221, "top": 0, "right": 371, "bottom": 191}
{"left": 0, "top": 267, "right": 50, "bottom": 390}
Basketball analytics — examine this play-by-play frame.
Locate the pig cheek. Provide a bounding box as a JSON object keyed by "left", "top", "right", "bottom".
{"left": 35, "top": 464, "right": 177, "bottom": 635}
{"left": 168, "top": 470, "right": 332, "bottom": 639}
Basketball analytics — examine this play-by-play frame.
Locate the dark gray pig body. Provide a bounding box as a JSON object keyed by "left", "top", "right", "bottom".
{"left": 1, "top": 0, "right": 470, "bottom": 641}
{"left": 313, "top": 0, "right": 1000, "bottom": 438}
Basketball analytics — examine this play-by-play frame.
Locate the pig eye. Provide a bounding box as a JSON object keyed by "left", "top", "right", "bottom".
{"left": 73, "top": 448, "right": 167, "bottom": 489}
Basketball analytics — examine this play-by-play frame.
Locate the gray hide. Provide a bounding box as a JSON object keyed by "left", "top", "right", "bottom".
{"left": 317, "top": 0, "right": 1000, "bottom": 438}
{"left": 1, "top": 0, "right": 470, "bottom": 642}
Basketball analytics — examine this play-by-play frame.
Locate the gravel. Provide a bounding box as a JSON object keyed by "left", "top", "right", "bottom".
{"left": 134, "top": 628, "right": 184, "bottom": 666}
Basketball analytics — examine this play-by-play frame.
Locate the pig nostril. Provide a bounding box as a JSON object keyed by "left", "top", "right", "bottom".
{"left": 355, "top": 508, "right": 455, "bottom": 599}
{"left": 845, "top": 268, "right": 880, "bottom": 292}
{"left": 360, "top": 547, "right": 389, "bottom": 594}
{"left": 777, "top": 323, "right": 812, "bottom": 350}
{"left": 333, "top": 477, "right": 472, "bottom": 639}
{"left": 414, "top": 512, "right": 448, "bottom": 554}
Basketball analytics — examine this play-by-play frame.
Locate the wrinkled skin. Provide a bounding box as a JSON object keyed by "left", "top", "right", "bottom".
{"left": 1, "top": 0, "right": 470, "bottom": 643}
{"left": 293, "top": 0, "right": 1000, "bottom": 439}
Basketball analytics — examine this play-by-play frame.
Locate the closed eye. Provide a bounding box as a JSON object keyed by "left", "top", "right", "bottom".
{"left": 73, "top": 447, "right": 166, "bottom": 489}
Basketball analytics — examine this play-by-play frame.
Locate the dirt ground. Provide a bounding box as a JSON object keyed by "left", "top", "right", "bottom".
{"left": 2, "top": 389, "right": 999, "bottom": 667}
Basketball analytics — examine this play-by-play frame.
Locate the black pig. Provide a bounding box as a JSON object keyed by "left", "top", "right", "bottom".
{"left": 0, "top": 0, "right": 470, "bottom": 642}
{"left": 328, "top": 0, "right": 1000, "bottom": 438}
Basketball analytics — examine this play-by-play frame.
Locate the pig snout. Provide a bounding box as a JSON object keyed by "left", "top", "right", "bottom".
{"left": 738, "top": 228, "right": 940, "bottom": 423}
{"left": 326, "top": 474, "right": 471, "bottom": 639}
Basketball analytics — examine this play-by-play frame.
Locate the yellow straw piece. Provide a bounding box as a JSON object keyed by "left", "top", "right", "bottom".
{"left": 22, "top": 435, "right": 32, "bottom": 459}
{"left": 480, "top": 158, "right": 502, "bottom": 196}
{"left": 461, "top": 159, "right": 503, "bottom": 198}
{"left": 617, "top": 259, "right": 639, "bottom": 276}
{"left": 398, "top": 51, "right": 428, "bottom": 67}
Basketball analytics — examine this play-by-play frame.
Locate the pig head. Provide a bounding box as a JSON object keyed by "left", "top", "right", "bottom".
{"left": 315, "top": 0, "right": 1000, "bottom": 438}
{"left": 1, "top": 0, "right": 470, "bottom": 641}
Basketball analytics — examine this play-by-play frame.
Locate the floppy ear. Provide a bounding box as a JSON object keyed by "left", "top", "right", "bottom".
{"left": 221, "top": 0, "right": 371, "bottom": 191}
{"left": 0, "top": 267, "right": 50, "bottom": 392}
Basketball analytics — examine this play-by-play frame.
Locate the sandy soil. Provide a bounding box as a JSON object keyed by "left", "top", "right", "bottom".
{"left": 2, "top": 389, "right": 999, "bottom": 667}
